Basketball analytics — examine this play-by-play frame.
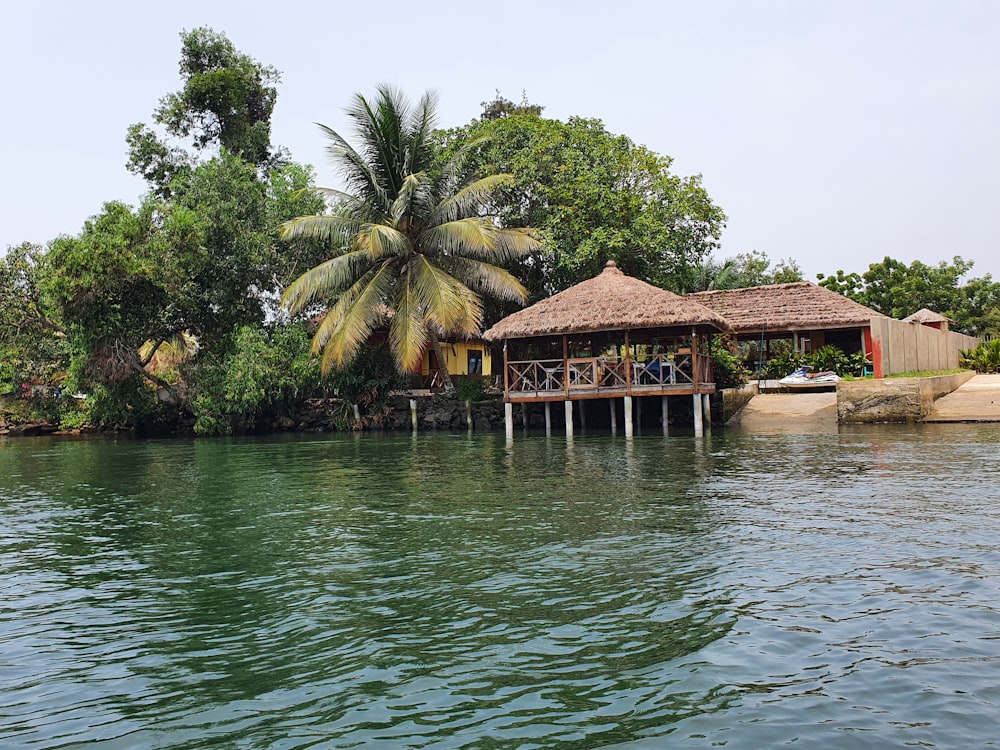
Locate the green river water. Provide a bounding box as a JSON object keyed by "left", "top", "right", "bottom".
{"left": 2, "top": 423, "right": 1000, "bottom": 748}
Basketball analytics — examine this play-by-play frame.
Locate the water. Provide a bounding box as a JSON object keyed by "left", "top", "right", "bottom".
{"left": 2, "top": 424, "right": 1000, "bottom": 748}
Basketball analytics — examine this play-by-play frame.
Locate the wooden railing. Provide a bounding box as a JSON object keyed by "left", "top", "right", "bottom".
{"left": 507, "top": 353, "right": 712, "bottom": 394}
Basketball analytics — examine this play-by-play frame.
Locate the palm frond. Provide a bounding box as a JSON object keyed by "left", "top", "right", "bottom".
{"left": 436, "top": 135, "right": 490, "bottom": 199}
{"left": 317, "top": 123, "right": 390, "bottom": 214}
{"left": 279, "top": 213, "right": 362, "bottom": 244}
{"left": 492, "top": 227, "right": 544, "bottom": 261}
{"left": 313, "top": 264, "right": 394, "bottom": 373}
{"left": 405, "top": 90, "right": 439, "bottom": 176}
{"left": 353, "top": 223, "right": 410, "bottom": 260}
{"left": 390, "top": 173, "right": 433, "bottom": 226}
{"left": 281, "top": 250, "right": 371, "bottom": 315}
{"left": 389, "top": 273, "right": 428, "bottom": 372}
{"left": 436, "top": 256, "right": 529, "bottom": 304}
{"left": 429, "top": 173, "right": 514, "bottom": 225}
{"left": 409, "top": 255, "right": 478, "bottom": 333}
{"left": 418, "top": 218, "right": 497, "bottom": 259}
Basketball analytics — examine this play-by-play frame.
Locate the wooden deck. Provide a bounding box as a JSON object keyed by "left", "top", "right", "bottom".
{"left": 503, "top": 353, "right": 716, "bottom": 402}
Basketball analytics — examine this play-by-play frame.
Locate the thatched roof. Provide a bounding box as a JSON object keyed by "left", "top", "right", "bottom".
{"left": 482, "top": 261, "right": 731, "bottom": 341}
{"left": 903, "top": 308, "right": 950, "bottom": 324}
{"left": 688, "top": 282, "right": 886, "bottom": 334}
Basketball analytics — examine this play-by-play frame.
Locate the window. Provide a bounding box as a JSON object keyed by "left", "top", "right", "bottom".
{"left": 468, "top": 350, "right": 483, "bottom": 375}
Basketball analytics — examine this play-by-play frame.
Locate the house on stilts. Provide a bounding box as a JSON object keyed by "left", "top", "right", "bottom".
{"left": 482, "top": 261, "right": 732, "bottom": 438}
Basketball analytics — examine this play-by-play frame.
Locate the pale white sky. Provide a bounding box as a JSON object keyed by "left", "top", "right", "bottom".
{"left": 2, "top": 0, "right": 998, "bottom": 281}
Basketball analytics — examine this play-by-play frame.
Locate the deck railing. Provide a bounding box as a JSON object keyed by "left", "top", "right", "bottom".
{"left": 506, "top": 353, "right": 711, "bottom": 395}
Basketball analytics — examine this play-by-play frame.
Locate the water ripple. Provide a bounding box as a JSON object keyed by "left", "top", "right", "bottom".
{"left": 2, "top": 426, "right": 1000, "bottom": 747}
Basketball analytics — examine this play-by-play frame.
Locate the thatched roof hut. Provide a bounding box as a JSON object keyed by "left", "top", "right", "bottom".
{"left": 688, "top": 282, "right": 885, "bottom": 335}
{"left": 483, "top": 261, "right": 731, "bottom": 341}
{"left": 903, "top": 308, "right": 950, "bottom": 329}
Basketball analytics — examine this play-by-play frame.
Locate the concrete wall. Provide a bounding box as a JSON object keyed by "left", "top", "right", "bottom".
{"left": 837, "top": 371, "right": 976, "bottom": 422}
{"left": 720, "top": 383, "right": 758, "bottom": 423}
{"left": 870, "top": 317, "right": 978, "bottom": 376}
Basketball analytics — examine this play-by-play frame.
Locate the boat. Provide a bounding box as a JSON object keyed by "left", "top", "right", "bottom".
{"left": 778, "top": 366, "right": 842, "bottom": 389}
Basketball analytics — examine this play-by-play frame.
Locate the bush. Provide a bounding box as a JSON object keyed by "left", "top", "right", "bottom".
{"left": 960, "top": 340, "right": 1000, "bottom": 373}
{"left": 709, "top": 335, "right": 750, "bottom": 389}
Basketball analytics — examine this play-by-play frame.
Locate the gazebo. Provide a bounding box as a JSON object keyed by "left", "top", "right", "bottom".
{"left": 482, "top": 261, "right": 732, "bottom": 437}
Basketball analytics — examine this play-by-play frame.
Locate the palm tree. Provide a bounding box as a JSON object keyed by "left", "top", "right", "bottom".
{"left": 280, "top": 85, "right": 540, "bottom": 392}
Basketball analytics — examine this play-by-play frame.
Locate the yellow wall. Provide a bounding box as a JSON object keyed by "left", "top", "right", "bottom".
{"left": 421, "top": 341, "right": 492, "bottom": 377}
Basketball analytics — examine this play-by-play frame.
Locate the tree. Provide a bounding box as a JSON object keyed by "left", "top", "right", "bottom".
{"left": 280, "top": 86, "right": 541, "bottom": 392}
{"left": 127, "top": 27, "right": 283, "bottom": 196}
{"left": 0, "top": 243, "right": 68, "bottom": 392}
{"left": 818, "top": 255, "right": 1000, "bottom": 337}
{"left": 691, "top": 250, "right": 804, "bottom": 291}
{"left": 439, "top": 111, "right": 725, "bottom": 299}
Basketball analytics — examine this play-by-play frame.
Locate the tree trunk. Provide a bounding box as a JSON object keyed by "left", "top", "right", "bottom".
{"left": 426, "top": 327, "right": 456, "bottom": 394}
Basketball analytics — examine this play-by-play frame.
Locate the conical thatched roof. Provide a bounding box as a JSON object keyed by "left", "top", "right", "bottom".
{"left": 903, "top": 308, "right": 950, "bottom": 324}
{"left": 689, "top": 282, "right": 886, "bottom": 334}
{"left": 482, "top": 261, "right": 731, "bottom": 341}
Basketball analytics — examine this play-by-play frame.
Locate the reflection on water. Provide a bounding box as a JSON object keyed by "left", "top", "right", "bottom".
{"left": 2, "top": 424, "right": 1000, "bottom": 748}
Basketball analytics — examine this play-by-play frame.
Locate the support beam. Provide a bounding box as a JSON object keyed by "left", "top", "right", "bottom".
{"left": 544, "top": 401, "right": 552, "bottom": 436}
{"left": 565, "top": 400, "right": 574, "bottom": 437}
{"left": 624, "top": 396, "right": 634, "bottom": 438}
{"left": 505, "top": 402, "right": 514, "bottom": 439}
{"left": 702, "top": 393, "right": 712, "bottom": 431}
{"left": 609, "top": 399, "right": 617, "bottom": 435}
{"left": 635, "top": 396, "right": 642, "bottom": 434}
{"left": 409, "top": 398, "right": 418, "bottom": 432}
{"left": 520, "top": 403, "right": 528, "bottom": 431}
{"left": 661, "top": 395, "right": 669, "bottom": 435}
{"left": 578, "top": 400, "right": 587, "bottom": 430}
{"left": 693, "top": 393, "right": 703, "bottom": 437}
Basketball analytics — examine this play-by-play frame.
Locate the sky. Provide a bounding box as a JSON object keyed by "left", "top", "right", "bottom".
{"left": 2, "top": 0, "right": 999, "bottom": 282}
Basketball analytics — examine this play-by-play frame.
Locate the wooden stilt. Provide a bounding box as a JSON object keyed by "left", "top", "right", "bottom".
{"left": 520, "top": 402, "right": 528, "bottom": 430}
{"left": 624, "top": 396, "right": 634, "bottom": 438}
{"left": 702, "top": 393, "right": 712, "bottom": 431}
{"left": 565, "top": 400, "right": 574, "bottom": 437}
{"left": 578, "top": 400, "right": 587, "bottom": 430}
{"left": 609, "top": 399, "right": 617, "bottom": 434}
{"left": 505, "top": 402, "right": 514, "bottom": 439}
{"left": 409, "top": 398, "right": 418, "bottom": 432}
{"left": 545, "top": 401, "right": 552, "bottom": 436}
{"left": 661, "top": 395, "right": 669, "bottom": 435}
{"left": 693, "top": 393, "right": 703, "bottom": 437}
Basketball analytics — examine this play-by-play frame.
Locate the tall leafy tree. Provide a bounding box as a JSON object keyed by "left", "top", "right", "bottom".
{"left": 127, "top": 27, "right": 282, "bottom": 195}
{"left": 818, "top": 255, "right": 1000, "bottom": 337}
{"left": 440, "top": 109, "right": 726, "bottom": 299}
{"left": 280, "top": 86, "right": 541, "bottom": 391}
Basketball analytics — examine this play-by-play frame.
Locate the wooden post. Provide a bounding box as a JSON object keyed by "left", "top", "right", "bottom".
{"left": 625, "top": 329, "right": 632, "bottom": 396}
{"left": 565, "top": 400, "right": 574, "bottom": 437}
{"left": 661, "top": 395, "right": 669, "bottom": 435}
{"left": 577, "top": 400, "right": 587, "bottom": 430}
{"left": 624, "top": 396, "right": 634, "bottom": 437}
{"left": 409, "top": 398, "right": 418, "bottom": 432}
{"left": 635, "top": 396, "right": 642, "bottom": 434}
{"left": 520, "top": 402, "right": 528, "bottom": 430}
{"left": 504, "top": 402, "right": 513, "bottom": 439}
{"left": 702, "top": 393, "right": 712, "bottom": 431}
{"left": 693, "top": 393, "right": 703, "bottom": 437}
{"left": 502, "top": 341, "right": 509, "bottom": 399}
{"left": 609, "top": 399, "right": 617, "bottom": 434}
{"left": 545, "top": 401, "right": 552, "bottom": 436}
{"left": 562, "top": 335, "right": 570, "bottom": 398}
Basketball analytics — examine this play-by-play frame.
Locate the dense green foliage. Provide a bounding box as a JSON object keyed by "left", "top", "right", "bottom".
{"left": 709, "top": 335, "right": 750, "bottom": 389}
{"left": 818, "top": 256, "right": 1000, "bottom": 337}
{"left": 440, "top": 107, "right": 726, "bottom": 303}
{"left": 760, "top": 346, "right": 870, "bottom": 380}
{"left": 693, "top": 250, "right": 803, "bottom": 291}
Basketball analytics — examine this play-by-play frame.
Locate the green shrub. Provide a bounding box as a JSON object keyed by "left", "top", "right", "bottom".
{"left": 960, "top": 340, "right": 1000, "bottom": 373}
